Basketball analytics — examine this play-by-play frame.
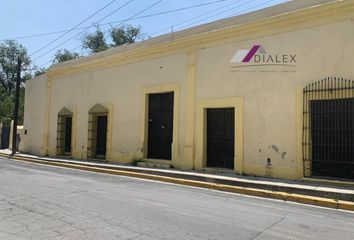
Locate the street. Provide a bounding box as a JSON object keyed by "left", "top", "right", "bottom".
{"left": 0, "top": 158, "right": 353, "bottom": 240}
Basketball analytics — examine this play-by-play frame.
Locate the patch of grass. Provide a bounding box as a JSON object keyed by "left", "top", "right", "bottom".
{"left": 131, "top": 158, "right": 145, "bottom": 166}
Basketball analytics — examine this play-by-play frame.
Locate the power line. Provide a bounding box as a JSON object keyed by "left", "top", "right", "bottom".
{"left": 29, "top": 0, "right": 117, "bottom": 57}
{"left": 152, "top": 0, "right": 281, "bottom": 36}
{"left": 163, "top": 0, "right": 281, "bottom": 41}
{"left": 150, "top": 0, "right": 245, "bottom": 36}
{"left": 1, "top": 0, "right": 228, "bottom": 41}
{"left": 204, "top": 0, "right": 282, "bottom": 31}
{"left": 175, "top": 0, "right": 257, "bottom": 31}
{"left": 69, "top": 1, "right": 163, "bottom": 52}
{"left": 37, "top": 0, "right": 282, "bottom": 68}
{"left": 33, "top": 0, "right": 136, "bottom": 63}
{"left": 37, "top": 0, "right": 163, "bottom": 68}
{"left": 113, "top": 0, "right": 162, "bottom": 29}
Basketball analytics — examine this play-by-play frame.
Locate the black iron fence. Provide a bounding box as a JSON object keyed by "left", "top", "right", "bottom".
{"left": 302, "top": 77, "right": 354, "bottom": 180}
{"left": 56, "top": 108, "right": 73, "bottom": 156}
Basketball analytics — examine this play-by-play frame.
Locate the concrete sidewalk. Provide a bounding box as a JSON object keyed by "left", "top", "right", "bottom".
{"left": 1, "top": 149, "right": 354, "bottom": 211}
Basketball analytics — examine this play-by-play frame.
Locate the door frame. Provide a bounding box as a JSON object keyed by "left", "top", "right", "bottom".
{"left": 206, "top": 107, "right": 235, "bottom": 169}
{"left": 195, "top": 97, "right": 243, "bottom": 174}
{"left": 86, "top": 103, "right": 113, "bottom": 161}
{"left": 56, "top": 107, "right": 74, "bottom": 156}
{"left": 141, "top": 84, "right": 180, "bottom": 164}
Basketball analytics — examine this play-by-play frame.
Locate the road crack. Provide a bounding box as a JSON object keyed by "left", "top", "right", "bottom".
{"left": 251, "top": 213, "right": 288, "bottom": 240}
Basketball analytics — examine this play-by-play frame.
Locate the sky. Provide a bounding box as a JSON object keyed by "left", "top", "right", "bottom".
{"left": 0, "top": 0, "right": 288, "bottom": 69}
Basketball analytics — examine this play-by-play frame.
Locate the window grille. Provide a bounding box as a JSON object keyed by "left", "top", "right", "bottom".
{"left": 302, "top": 77, "right": 354, "bottom": 179}
{"left": 56, "top": 108, "right": 73, "bottom": 156}
{"left": 87, "top": 104, "right": 108, "bottom": 159}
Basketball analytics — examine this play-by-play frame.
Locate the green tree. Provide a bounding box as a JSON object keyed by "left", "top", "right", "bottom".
{"left": 0, "top": 40, "right": 30, "bottom": 125}
{"left": 52, "top": 49, "right": 80, "bottom": 64}
{"left": 110, "top": 25, "right": 143, "bottom": 47}
{"left": 34, "top": 67, "right": 48, "bottom": 77}
{"left": 82, "top": 27, "right": 108, "bottom": 53}
{"left": 0, "top": 40, "right": 30, "bottom": 96}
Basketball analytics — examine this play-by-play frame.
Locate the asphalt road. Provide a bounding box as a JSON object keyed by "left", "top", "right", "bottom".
{"left": 0, "top": 158, "right": 353, "bottom": 240}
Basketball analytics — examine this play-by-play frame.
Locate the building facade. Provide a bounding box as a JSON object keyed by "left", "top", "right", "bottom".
{"left": 22, "top": 0, "right": 354, "bottom": 180}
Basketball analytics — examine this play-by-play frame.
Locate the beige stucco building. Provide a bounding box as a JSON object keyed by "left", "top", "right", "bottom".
{"left": 22, "top": 0, "right": 354, "bottom": 180}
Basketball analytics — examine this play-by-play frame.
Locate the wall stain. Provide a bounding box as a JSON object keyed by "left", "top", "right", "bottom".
{"left": 271, "top": 145, "right": 279, "bottom": 153}
{"left": 281, "top": 152, "right": 287, "bottom": 159}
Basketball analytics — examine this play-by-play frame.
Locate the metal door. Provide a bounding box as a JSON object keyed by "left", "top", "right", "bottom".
{"left": 64, "top": 117, "right": 72, "bottom": 153}
{"left": 147, "top": 92, "right": 174, "bottom": 160}
{"left": 96, "top": 115, "right": 107, "bottom": 156}
{"left": 311, "top": 98, "right": 354, "bottom": 179}
{"left": 303, "top": 77, "right": 354, "bottom": 179}
{"left": 1, "top": 127, "right": 10, "bottom": 149}
{"left": 207, "top": 108, "right": 235, "bottom": 169}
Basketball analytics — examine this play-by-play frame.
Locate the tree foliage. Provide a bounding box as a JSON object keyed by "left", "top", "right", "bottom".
{"left": 0, "top": 40, "right": 30, "bottom": 125}
{"left": 110, "top": 25, "right": 143, "bottom": 47}
{"left": 0, "top": 40, "right": 30, "bottom": 96}
{"left": 82, "top": 28, "right": 108, "bottom": 53}
{"left": 33, "top": 67, "right": 47, "bottom": 77}
{"left": 82, "top": 25, "right": 143, "bottom": 54}
{"left": 52, "top": 49, "right": 80, "bottom": 64}
{"left": 0, "top": 87, "right": 25, "bottom": 125}
{"left": 0, "top": 25, "right": 144, "bottom": 126}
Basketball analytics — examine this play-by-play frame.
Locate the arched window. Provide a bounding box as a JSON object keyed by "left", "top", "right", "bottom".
{"left": 56, "top": 107, "right": 73, "bottom": 156}
{"left": 87, "top": 104, "right": 108, "bottom": 159}
{"left": 302, "top": 77, "right": 354, "bottom": 179}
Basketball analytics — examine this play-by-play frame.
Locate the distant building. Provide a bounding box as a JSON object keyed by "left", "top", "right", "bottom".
{"left": 22, "top": 0, "right": 354, "bottom": 180}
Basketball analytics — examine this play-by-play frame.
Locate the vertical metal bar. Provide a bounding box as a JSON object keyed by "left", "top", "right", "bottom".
{"left": 330, "top": 77, "right": 334, "bottom": 173}
{"left": 302, "top": 85, "right": 306, "bottom": 177}
{"left": 310, "top": 82, "right": 314, "bottom": 175}
{"left": 320, "top": 79, "right": 323, "bottom": 171}
{"left": 342, "top": 78, "right": 345, "bottom": 176}
{"left": 352, "top": 80, "right": 354, "bottom": 178}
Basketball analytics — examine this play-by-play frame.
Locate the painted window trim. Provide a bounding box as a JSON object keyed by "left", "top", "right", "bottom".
{"left": 195, "top": 97, "right": 244, "bottom": 174}
{"left": 140, "top": 84, "right": 180, "bottom": 164}
{"left": 85, "top": 103, "right": 113, "bottom": 161}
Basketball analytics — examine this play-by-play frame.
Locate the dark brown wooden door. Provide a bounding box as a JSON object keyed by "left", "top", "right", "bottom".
{"left": 311, "top": 98, "right": 354, "bottom": 179}
{"left": 64, "top": 117, "right": 72, "bottom": 153}
{"left": 148, "top": 92, "right": 174, "bottom": 160}
{"left": 96, "top": 115, "right": 107, "bottom": 156}
{"left": 207, "top": 108, "right": 235, "bottom": 169}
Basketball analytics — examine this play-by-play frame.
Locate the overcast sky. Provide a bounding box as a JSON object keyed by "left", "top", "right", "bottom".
{"left": 1, "top": 0, "right": 287, "bottom": 68}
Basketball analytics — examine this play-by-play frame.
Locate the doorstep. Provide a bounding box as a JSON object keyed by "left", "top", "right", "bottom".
{"left": 137, "top": 161, "right": 172, "bottom": 169}
{"left": 302, "top": 177, "right": 354, "bottom": 188}
{"left": 1, "top": 149, "right": 354, "bottom": 203}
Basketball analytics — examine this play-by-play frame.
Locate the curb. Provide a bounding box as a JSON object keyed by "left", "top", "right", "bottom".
{"left": 1, "top": 153, "right": 354, "bottom": 211}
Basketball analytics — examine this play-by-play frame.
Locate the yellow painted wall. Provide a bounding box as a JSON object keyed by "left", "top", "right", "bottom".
{"left": 195, "top": 19, "right": 354, "bottom": 179}
{"left": 22, "top": 74, "right": 47, "bottom": 155}
{"left": 22, "top": 2, "right": 354, "bottom": 180}
{"left": 46, "top": 53, "right": 187, "bottom": 164}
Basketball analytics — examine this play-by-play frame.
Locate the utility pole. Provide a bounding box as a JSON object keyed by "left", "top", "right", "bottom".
{"left": 11, "top": 57, "right": 21, "bottom": 155}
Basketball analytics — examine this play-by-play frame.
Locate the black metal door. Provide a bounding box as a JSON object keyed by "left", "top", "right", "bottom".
{"left": 148, "top": 92, "right": 174, "bottom": 160}
{"left": 311, "top": 98, "right": 354, "bottom": 179}
{"left": 64, "top": 117, "right": 72, "bottom": 153}
{"left": 207, "top": 108, "right": 235, "bottom": 169}
{"left": 1, "top": 127, "right": 10, "bottom": 149}
{"left": 96, "top": 115, "right": 107, "bottom": 156}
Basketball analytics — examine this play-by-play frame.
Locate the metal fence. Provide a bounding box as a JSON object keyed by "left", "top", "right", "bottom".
{"left": 56, "top": 108, "right": 73, "bottom": 156}
{"left": 302, "top": 77, "right": 354, "bottom": 179}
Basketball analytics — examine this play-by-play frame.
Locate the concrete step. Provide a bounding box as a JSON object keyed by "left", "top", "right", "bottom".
{"left": 137, "top": 161, "right": 171, "bottom": 169}
{"left": 1, "top": 151, "right": 353, "bottom": 202}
